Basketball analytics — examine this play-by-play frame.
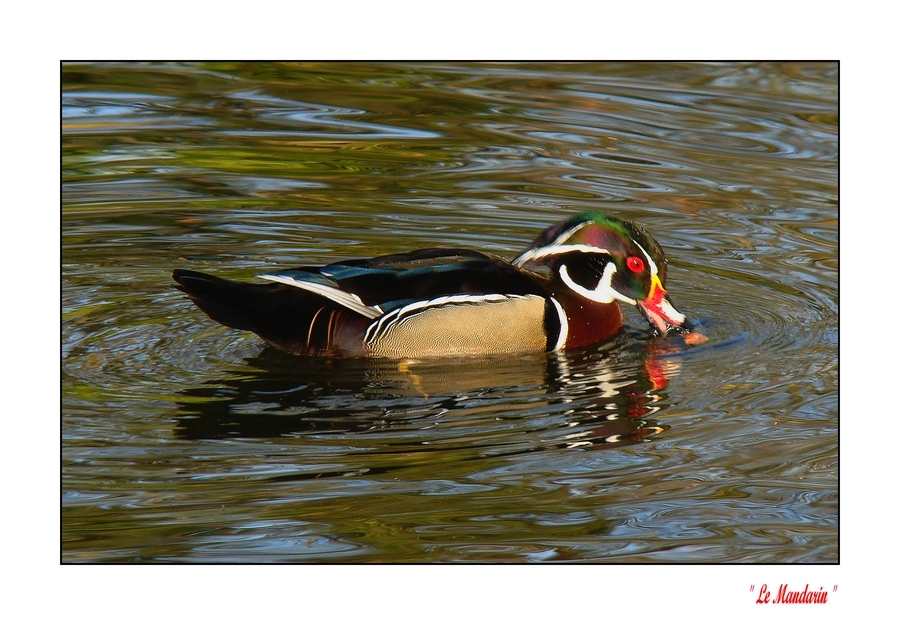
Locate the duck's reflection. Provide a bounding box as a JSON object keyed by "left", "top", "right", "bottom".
{"left": 175, "top": 331, "right": 687, "bottom": 451}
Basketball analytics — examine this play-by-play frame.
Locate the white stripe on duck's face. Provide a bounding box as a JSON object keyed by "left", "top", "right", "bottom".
{"left": 512, "top": 243, "right": 610, "bottom": 268}
{"left": 555, "top": 242, "right": 663, "bottom": 307}
{"left": 559, "top": 261, "right": 626, "bottom": 304}
{"left": 515, "top": 215, "right": 668, "bottom": 307}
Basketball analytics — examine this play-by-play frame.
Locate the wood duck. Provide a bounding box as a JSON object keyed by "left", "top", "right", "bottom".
{"left": 173, "top": 212, "right": 694, "bottom": 358}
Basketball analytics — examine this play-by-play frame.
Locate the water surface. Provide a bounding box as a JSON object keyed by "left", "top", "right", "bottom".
{"left": 62, "top": 62, "right": 837, "bottom": 563}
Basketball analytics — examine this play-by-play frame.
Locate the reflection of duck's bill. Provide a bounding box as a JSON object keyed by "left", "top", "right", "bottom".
{"left": 636, "top": 276, "right": 694, "bottom": 335}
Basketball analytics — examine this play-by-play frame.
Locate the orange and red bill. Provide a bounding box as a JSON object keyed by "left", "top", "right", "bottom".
{"left": 637, "top": 274, "right": 695, "bottom": 336}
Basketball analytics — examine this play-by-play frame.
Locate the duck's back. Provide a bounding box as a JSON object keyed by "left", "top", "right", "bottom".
{"left": 173, "top": 248, "right": 557, "bottom": 357}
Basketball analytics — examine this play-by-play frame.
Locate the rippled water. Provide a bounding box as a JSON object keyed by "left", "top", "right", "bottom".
{"left": 62, "top": 62, "right": 837, "bottom": 563}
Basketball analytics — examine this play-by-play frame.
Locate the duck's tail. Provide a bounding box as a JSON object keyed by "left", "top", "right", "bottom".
{"left": 172, "top": 269, "right": 368, "bottom": 355}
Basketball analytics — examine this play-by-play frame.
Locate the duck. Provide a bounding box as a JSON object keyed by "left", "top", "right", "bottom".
{"left": 173, "top": 211, "right": 694, "bottom": 358}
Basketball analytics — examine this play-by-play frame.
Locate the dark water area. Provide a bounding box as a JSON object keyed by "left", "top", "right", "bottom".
{"left": 62, "top": 62, "right": 837, "bottom": 563}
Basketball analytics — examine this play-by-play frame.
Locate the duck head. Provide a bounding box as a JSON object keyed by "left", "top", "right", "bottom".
{"left": 513, "top": 211, "right": 693, "bottom": 336}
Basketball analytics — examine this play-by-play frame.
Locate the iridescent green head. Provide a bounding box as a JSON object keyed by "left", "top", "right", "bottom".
{"left": 514, "top": 212, "right": 691, "bottom": 334}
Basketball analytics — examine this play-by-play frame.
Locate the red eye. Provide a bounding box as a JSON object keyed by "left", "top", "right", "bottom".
{"left": 626, "top": 256, "right": 645, "bottom": 273}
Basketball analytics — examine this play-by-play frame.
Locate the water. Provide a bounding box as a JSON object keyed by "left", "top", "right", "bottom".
{"left": 62, "top": 62, "right": 837, "bottom": 563}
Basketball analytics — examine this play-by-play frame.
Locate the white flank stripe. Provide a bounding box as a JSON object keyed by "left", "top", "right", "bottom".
{"left": 258, "top": 274, "right": 384, "bottom": 319}
{"left": 364, "top": 308, "right": 401, "bottom": 343}
{"left": 550, "top": 297, "right": 568, "bottom": 351}
{"left": 364, "top": 294, "right": 529, "bottom": 346}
